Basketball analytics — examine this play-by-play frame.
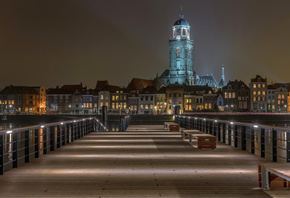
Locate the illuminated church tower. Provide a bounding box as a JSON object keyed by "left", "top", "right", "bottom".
{"left": 156, "top": 9, "right": 195, "bottom": 88}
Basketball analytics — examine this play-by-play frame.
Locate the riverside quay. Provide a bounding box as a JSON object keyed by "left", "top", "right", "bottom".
{"left": 0, "top": 114, "right": 289, "bottom": 197}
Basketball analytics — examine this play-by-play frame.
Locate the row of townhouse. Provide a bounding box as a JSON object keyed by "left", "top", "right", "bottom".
{"left": 0, "top": 85, "right": 46, "bottom": 114}
{"left": 1, "top": 76, "right": 289, "bottom": 115}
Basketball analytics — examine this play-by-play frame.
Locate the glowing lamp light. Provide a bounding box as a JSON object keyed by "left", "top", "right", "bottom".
{"left": 203, "top": 119, "right": 206, "bottom": 121}
{"left": 6, "top": 130, "right": 12, "bottom": 134}
{"left": 41, "top": 125, "right": 44, "bottom": 128}
{"left": 195, "top": 118, "right": 197, "bottom": 120}
{"left": 74, "top": 121, "right": 76, "bottom": 123}
{"left": 254, "top": 125, "right": 259, "bottom": 128}
{"left": 230, "top": 122, "right": 234, "bottom": 125}
{"left": 61, "top": 122, "right": 63, "bottom": 125}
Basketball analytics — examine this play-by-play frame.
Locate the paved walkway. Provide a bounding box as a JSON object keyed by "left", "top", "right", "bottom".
{"left": 0, "top": 125, "right": 286, "bottom": 197}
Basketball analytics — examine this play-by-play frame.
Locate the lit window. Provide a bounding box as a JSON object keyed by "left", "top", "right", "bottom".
{"left": 253, "top": 84, "right": 256, "bottom": 88}
{"left": 140, "top": 105, "right": 144, "bottom": 109}
{"left": 112, "top": 96, "right": 115, "bottom": 101}
{"left": 258, "top": 84, "right": 261, "bottom": 88}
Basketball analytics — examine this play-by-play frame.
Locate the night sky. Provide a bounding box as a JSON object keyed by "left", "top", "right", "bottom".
{"left": 1, "top": 0, "right": 290, "bottom": 89}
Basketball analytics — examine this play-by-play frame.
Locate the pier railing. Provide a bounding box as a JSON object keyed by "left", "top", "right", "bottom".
{"left": 0, "top": 117, "right": 107, "bottom": 175}
{"left": 175, "top": 115, "right": 290, "bottom": 163}
{"left": 120, "top": 115, "right": 130, "bottom": 131}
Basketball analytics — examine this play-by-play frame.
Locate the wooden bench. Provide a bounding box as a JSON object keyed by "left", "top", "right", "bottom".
{"left": 258, "top": 163, "right": 290, "bottom": 190}
{"left": 182, "top": 130, "right": 202, "bottom": 139}
{"left": 190, "top": 134, "right": 216, "bottom": 149}
{"left": 164, "top": 122, "right": 180, "bottom": 131}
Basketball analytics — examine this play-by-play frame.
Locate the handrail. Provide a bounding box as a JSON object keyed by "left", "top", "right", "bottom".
{"left": 0, "top": 117, "right": 108, "bottom": 134}
{"left": 176, "top": 115, "right": 290, "bottom": 131}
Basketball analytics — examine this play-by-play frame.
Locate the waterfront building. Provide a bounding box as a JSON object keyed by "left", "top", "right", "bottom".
{"left": 267, "top": 84, "right": 288, "bottom": 112}
{"left": 0, "top": 85, "right": 46, "bottom": 114}
{"left": 222, "top": 80, "right": 250, "bottom": 112}
{"left": 128, "top": 93, "right": 139, "bottom": 114}
{"left": 166, "top": 83, "right": 184, "bottom": 114}
{"left": 110, "top": 88, "right": 131, "bottom": 114}
{"left": 82, "top": 89, "right": 98, "bottom": 114}
{"left": 183, "top": 85, "right": 214, "bottom": 112}
{"left": 95, "top": 80, "right": 119, "bottom": 113}
{"left": 61, "top": 84, "right": 85, "bottom": 114}
{"left": 155, "top": 87, "right": 167, "bottom": 114}
{"left": 216, "top": 89, "right": 225, "bottom": 111}
{"left": 46, "top": 87, "right": 73, "bottom": 114}
{"left": 138, "top": 86, "right": 156, "bottom": 114}
{"left": 249, "top": 75, "right": 267, "bottom": 112}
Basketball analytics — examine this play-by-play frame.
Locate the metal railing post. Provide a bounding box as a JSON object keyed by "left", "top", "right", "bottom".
{"left": 12, "top": 132, "right": 18, "bottom": 168}
{"left": 261, "top": 128, "right": 265, "bottom": 158}
{"left": 50, "top": 126, "right": 55, "bottom": 152}
{"left": 34, "top": 129, "right": 39, "bottom": 158}
{"left": 25, "top": 130, "right": 30, "bottom": 163}
{"left": 272, "top": 129, "right": 277, "bottom": 162}
{"left": 0, "top": 134, "right": 4, "bottom": 175}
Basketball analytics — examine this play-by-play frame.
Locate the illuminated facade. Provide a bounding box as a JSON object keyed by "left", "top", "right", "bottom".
{"left": 155, "top": 9, "right": 227, "bottom": 89}
{"left": 156, "top": 9, "right": 195, "bottom": 88}
{"left": 0, "top": 86, "right": 46, "bottom": 114}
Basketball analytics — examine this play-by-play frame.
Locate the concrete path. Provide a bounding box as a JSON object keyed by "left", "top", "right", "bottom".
{"left": 0, "top": 125, "right": 282, "bottom": 197}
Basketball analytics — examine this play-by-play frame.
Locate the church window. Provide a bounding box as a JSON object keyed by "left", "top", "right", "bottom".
{"left": 176, "top": 49, "right": 180, "bottom": 58}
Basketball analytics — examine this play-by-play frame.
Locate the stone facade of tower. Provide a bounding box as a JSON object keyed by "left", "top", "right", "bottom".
{"left": 155, "top": 10, "right": 195, "bottom": 89}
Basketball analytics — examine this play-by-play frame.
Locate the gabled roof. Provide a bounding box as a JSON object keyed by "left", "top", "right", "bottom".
{"left": 61, "top": 83, "right": 84, "bottom": 94}
{"left": 156, "top": 86, "right": 166, "bottom": 94}
{"left": 127, "top": 78, "right": 154, "bottom": 91}
{"left": 196, "top": 75, "right": 218, "bottom": 87}
{"left": 0, "top": 86, "right": 39, "bottom": 95}
{"left": 139, "top": 86, "right": 157, "bottom": 94}
{"left": 251, "top": 75, "right": 267, "bottom": 82}
{"left": 184, "top": 85, "right": 213, "bottom": 95}
{"left": 47, "top": 88, "right": 74, "bottom": 95}
{"left": 223, "top": 80, "right": 249, "bottom": 90}
{"left": 95, "top": 80, "right": 109, "bottom": 90}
